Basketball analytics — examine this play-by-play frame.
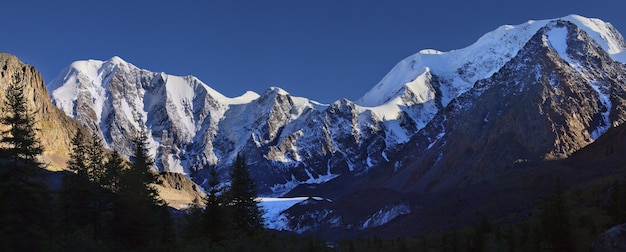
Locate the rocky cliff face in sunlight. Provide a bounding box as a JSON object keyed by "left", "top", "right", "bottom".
{"left": 0, "top": 53, "right": 87, "bottom": 170}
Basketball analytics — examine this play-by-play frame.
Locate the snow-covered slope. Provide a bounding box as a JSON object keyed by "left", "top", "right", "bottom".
{"left": 48, "top": 57, "right": 259, "bottom": 175}
{"left": 47, "top": 14, "right": 626, "bottom": 196}
{"left": 357, "top": 15, "right": 626, "bottom": 133}
{"left": 381, "top": 19, "right": 626, "bottom": 193}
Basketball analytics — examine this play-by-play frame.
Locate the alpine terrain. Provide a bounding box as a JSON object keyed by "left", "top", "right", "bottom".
{"left": 47, "top": 14, "right": 626, "bottom": 236}
{"left": 0, "top": 52, "right": 89, "bottom": 170}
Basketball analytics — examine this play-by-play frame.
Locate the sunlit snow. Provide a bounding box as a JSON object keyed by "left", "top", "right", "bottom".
{"left": 258, "top": 197, "right": 324, "bottom": 230}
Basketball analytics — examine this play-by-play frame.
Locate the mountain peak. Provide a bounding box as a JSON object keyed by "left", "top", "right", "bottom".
{"left": 560, "top": 14, "right": 626, "bottom": 54}
{"left": 45, "top": 14, "right": 626, "bottom": 199}
{"left": 358, "top": 14, "right": 626, "bottom": 109}
{"left": 265, "top": 86, "right": 290, "bottom": 96}
{"left": 107, "top": 55, "right": 126, "bottom": 64}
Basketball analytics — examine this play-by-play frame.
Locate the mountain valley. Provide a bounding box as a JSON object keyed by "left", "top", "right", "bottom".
{"left": 2, "top": 14, "right": 626, "bottom": 245}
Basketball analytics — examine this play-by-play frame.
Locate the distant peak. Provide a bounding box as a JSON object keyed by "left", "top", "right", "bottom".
{"left": 559, "top": 14, "right": 626, "bottom": 54}
{"left": 107, "top": 56, "right": 128, "bottom": 65}
{"left": 419, "top": 49, "right": 443, "bottom": 55}
{"left": 564, "top": 13, "right": 584, "bottom": 20}
{"left": 266, "top": 86, "right": 290, "bottom": 96}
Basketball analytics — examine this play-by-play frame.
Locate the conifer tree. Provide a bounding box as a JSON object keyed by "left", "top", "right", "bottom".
{"left": 0, "top": 81, "right": 50, "bottom": 250}
{"left": 86, "top": 134, "right": 106, "bottom": 184}
{"left": 60, "top": 131, "right": 111, "bottom": 240}
{"left": 203, "top": 166, "right": 227, "bottom": 241}
{"left": 66, "top": 130, "right": 88, "bottom": 177}
{"left": 226, "top": 154, "right": 264, "bottom": 234}
{"left": 541, "top": 177, "right": 573, "bottom": 252}
{"left": 60, "top": 130, "right": 94, "bottom": 232}
{"left": 102, "top": 150, "right": 125, "bottom": 193}
{"left": 0, "top": 81, "right": 44, "bottom": 169}
{"left": 114, "top": 129, "right": 168, "bottom": 248}
{"left": 184, "top": 197, "right": 205, "bottom": 241}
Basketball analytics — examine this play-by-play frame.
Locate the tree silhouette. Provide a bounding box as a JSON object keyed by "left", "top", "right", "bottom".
{"left": 0, "top": 81, "right": 51, "bottom": 250}
{"left": 203, "top": 166, "right": 228, "bottom": 241}
{"left": 226, "top": 154, "right": 264, "bottom": 234}
{"left": 541, "top": 177, "right": 573, "bottom": 252}
{"left": 60, "top": 130, "right": 95, "bottom": 233}
{"left": 102, "top": 150, "right": 125, "bottom": 193}
{"left": 114, "top": 129, "right": 168, "bottom": 248}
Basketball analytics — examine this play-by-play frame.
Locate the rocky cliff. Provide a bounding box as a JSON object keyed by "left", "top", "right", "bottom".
{"left": 0, "top": 53, "right": 88, "bottom": 170}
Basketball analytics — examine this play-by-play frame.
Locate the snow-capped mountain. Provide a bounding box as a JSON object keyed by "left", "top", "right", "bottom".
{"left": 271, "top": 17, "right": 626, "bottom": 235}
{"left": 47, "top": 56, "right": 398, "bottom": 195}
{"left": 358, "top": 14, "right": 625, "bottom": 130}
{"left": 378, "top": 19, "right": 626, "bottom": 193}
{"left": 47, "top": 14, "right": 626, "bottom": 199}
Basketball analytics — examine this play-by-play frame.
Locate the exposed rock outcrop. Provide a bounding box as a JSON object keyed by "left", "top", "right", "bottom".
{"left": 0, "top": 53, "right": 88, "bottom": 170}
{"left": 591, "top": 223, "right": 626, "bottom": 252}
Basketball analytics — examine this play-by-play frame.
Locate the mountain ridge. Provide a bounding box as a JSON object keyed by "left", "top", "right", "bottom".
{"left": 46, "top": 14, "right": 626, "bottom": 198}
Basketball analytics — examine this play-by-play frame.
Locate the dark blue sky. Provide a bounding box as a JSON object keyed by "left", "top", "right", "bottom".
{"left": 3, "top": 0, "right": 626, "bottom": 103}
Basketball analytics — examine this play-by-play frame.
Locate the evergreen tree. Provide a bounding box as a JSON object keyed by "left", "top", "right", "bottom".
{"left": 0, "top": 81, "right": 44, "bottom": 169}
{"left": 66, "top": 130, "right": 88, "bottom": 177}
{"left": 541, "top": 177, "right": 573, "bottom": 252}
{"left": 203, "top": 166, "right": 227, "bottom": 241}
{"left": 59, "top": 130, "right": 94, "bottom": 233}
{"left": 98, "top": 149, "right": 126, "bottom": 242}
{"left": 60, "top": 131, "right": 111, "bottom": 241}
{"left": 608, "top": 180, "right": 626, "bottom": 223}
{"left": 85, "top": 134, "right": 109, "bottom": 239}
{"left": 102, "top": 150, "right": 125, "bottom": 193}
{"left": 226, "top": 154, "right": 264, "bottom": 234}
{"left": 0, "top": 81, "right": 51, "bottom": 250}
{"left": 184, "top": 197, "right": 205, "bottom": 241}
{"left": 86, "top": 134, "right": 106, "bottom": 184}
{"left": 114, "top": 129, "right": 168, "bottom": 248}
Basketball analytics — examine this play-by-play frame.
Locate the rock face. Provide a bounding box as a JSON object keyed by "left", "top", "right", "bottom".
{"left": 0, "top": 53, "right": 87, "bottom": 170}
{"left": 591, "top": 223, "right": 626, "bottom": 252}
{"left": 382, "top": 20, "right": 626, "bottom": 193}
{"left": 153, "top": 172, "right": 205, "bottom": 210}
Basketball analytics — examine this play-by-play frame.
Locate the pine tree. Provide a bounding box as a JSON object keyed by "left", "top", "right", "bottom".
{"left": 0, "top": 81, "right": 51, "bottom": 250}
{"left": 66, "top": 130, "right": 89, "bottom": 177}
{"left": 203, "top": 166, "right": 227, "bottom": 241}
{"left": 114, "top": 129, "right": 169, "bottom": 248}
{"left": 60, "top": 130, "right": 94, "bottom": 233}
{"left": 184, "top": 197, "right": 205, "bottom": 241}
{"left": 102, "top": 150, "right": 125, "bottom": 193}
{"left": 541, "top": 177, "right": 573, "bottom": 252}
{"left": 226, "top": 154, "right": 264, "bottom": 234}
{"left": 0, "top": 81, "right": 44, "bottom": 170}
{"left": 60, "top": 131, "right": 111, "bottom": 241}
{"left": 86, "top": 134, "right": 106, "bottom": 184}
{"left": 123, "top": 129, "right": 163, "bottom": 207}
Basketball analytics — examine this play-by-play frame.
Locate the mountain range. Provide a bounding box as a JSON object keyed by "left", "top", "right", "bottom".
{"left": 46, "top": 15, "right": 626, "bottom": 196}
{"left": 3, "top": 14, "right": 626, "bottom": 236}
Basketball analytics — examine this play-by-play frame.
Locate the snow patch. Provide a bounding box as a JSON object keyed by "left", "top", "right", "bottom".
{"left": 589, "top": 81, "right": 612, "bottom": 139}
{"left": 563, "top": 14, "right": 626, "bottom": 55}
{"left": 544, "top": 26, "right": 583, "bottom": 72}
{"left": 258, "top": 197, "right": 310, "bottom": 230}
{"left": 612, "top": 51, "right": 626, "bottom": 64}
{"left": 381, "top": 151, "right": 389, "bottom": 162}
{"left": 359, "top": 203, "right": 412, "bottom": 229}
{"left": 269, "top": 170, "right": 339, "bottom": 197}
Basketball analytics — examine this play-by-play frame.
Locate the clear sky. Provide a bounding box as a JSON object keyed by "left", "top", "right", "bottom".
{"left": 2, "top": 0, "right": 626, "bottom": 103}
